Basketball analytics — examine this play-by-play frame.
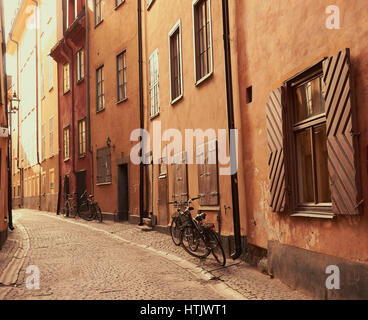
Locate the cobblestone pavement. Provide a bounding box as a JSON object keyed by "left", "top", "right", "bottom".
{"left": 1, "top": 210, "right": 311, "bottom": 300}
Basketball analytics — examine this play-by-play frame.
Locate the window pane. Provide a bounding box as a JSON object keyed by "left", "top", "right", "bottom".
{"left": 313, "top": 124, "right": 331, "bottom": 203}
{"left": 295, "top": 76, "right": 325, "bottom": 123}
{"left": 296, "top": 129, "right": 314, "bottom": 203}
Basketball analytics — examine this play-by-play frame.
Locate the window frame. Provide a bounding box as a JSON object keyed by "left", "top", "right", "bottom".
{"left": 96, "top": 65, "right": 105, "bottom": 112}
{"left": 116, "top": 50, "right": 128, "bottom": 103}
{"left": 76, "top": 48, "right": 85, "bottom": 83}
{"left": 149, "top": 49, "right": 160, "bottom": 118}
{"left": 169, "top": 19, "right": 184, "bottom": 105}
{"left": 95, "top": 0, "right": 103, "bottom": 26}
{"left": 78, "top": 118, "right": 87, "bottom": 158}
{"left": 285, "top": 62, "right": 333, "bottom": 218}
{"left": 63, "top": 126, "right": 70, "bottom": 161}
{"left": 115, "top": 0, "right": 125, "bottom": 9}
{"left": 63, "top": 63, "right": 70, "bottom": 94}
{"left": 192, "top": 0, "right": 213, "bottom": 86}
{"left": 49, "top": 117, "right": 54, "bottom": 157}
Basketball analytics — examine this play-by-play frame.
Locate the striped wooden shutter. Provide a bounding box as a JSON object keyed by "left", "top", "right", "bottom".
{"left": 197, "top": 144, "right": 207, "bottom": 205}
{"left": 266, "top": 87, "right": 287, "bottom": 213}
{"left": 172, "top": 152, "right": 188, "bottom": 203}
{"left": 322, "top": 48, "right": 363, "bottom": 215}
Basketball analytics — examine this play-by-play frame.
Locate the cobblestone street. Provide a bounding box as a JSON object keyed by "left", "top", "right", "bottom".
{"left": 0, "top": 210, "right": 310, "bottom": 300}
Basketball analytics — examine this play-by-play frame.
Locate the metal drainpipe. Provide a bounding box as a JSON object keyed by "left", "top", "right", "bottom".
{"left": 85, "top": 3, "right": 94, "bottom": 195}
{"left": 1, "top": 1, "right": 13, "bottom": 230}
{"left": 221, "top": 0, "right": 242, "bottom": 260}
{"left": 31, "top": 0, "right": 42, "bottom": 211}
{"left": 9, "top": 36, "right": 23, "bottom": 208}
{"left": 138, "top": 0, "right": 144, "bottom": 226}
{"left": 64, "top": 39, "right": 76, "bottom": 181}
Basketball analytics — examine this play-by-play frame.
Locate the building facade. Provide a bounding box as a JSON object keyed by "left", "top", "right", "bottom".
{"left": 235, "top": 0, "right": 368, "bottom": 299}
{"left": 50, "top": 0, "right": 91, "bottom": 210}
{"left": 7, "top": 0, "right": 59, "bottom": 212}
{"left": 87, "top": 0, "right": 140, "bottom": 222}
{"left": 0, "top": 0, "right": 9, "bottom": 249}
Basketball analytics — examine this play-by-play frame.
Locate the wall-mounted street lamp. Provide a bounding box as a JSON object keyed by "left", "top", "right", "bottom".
{"left": 106, "top": 137, "right": 111, "bottom": 147}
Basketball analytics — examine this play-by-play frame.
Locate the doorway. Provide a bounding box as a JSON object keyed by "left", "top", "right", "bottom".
{"left": 117, "top": 164, "right": 129, "bottom": 221}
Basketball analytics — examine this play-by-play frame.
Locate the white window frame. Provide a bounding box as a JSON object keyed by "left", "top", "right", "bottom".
{"left": 76, "top": 49, "right": 84, "bottom": 82}
{"left": 48, "top": 55, "right": 54, "bottom": 90}
{"left": 168, "top": 19, "right": 184, "bottom": 105}
{"left": 149, "top": 49, "right": 160, "bottom": 118}
{"left": 49, "top": 117, "right": 54, "bottom": 157}
{"left": 192, "top": 0, "right": 214, "bottom": 85}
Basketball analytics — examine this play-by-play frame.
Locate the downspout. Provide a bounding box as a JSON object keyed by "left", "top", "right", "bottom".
{"left": 31, "top": 0, "right": 42, "bottom": 210}
{"left": 138, "top": 0, "right": 144, "bottom": 226}
{"left": 85, "top": 3, "right": 94, "bottom": 195}
{"left": 222, "top": 0, "right": 242, "bottom": 260}
{"left": 9, "top": 36, "right": 22, "bottom": 207}
{"left": 64, "top": 40, "right": 76, "bottom": 180}
{"left": 1, "top": 1, "right": 13, "bottom": 230}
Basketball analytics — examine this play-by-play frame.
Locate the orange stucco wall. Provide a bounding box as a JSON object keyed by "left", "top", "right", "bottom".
{"left": 88, "top": 0, "right": 140, "bottom": 217}
{"left": 142, "top": 0, "right": 248, "bottom": 236}
{"left": 235, "top": 0, "right": 368, "bottom": 263}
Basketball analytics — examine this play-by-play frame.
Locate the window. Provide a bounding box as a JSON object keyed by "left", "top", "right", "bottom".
{"left": 197, "top": 140, "right": 219, "bottom": 206}
{"left": 169, "top": 20, "right": 183, "bottom": 103}
{"left": 115, "top": 0, "right": 124, "bottom": 7}
{"left": 266, "top": 48, "right": 362, "bottom": 217}
{"left": 49, "top": 117, "right": 54, "bottom": 157}
{"left": 193, "top": 0, "right": 213, "bottom": 84}
{"left": 149, "top": 49, "right": 159, "bottom": 118}
{"left": 96, "top": 147, "right": 112, "bottom": 185}
{"left": 63, "top": 126, "right": 70, "bottom": 160}
{"left": 76, "top": 49, "right": 84, "bottom": 82}
{"left": 41, "top": 123, "right": 46, "bottom": 161}
{"left": 117, "top": 51, "right": 127, "bottom": 102}
{"left": 42, "top": 172, "right": 46, "bottom": 195}
{"left": 96, "top": 66, "right": 105, "bottom": 111}
{"left": 95, "top": 0, "right": 103, "bottom": 25}
{"left": 50, "top": 169, "right": 55, "bottom": 191}
{"left": 48, "top": 55, "right": 54, "bottom": 90}
{"left": 78, "top": 118, "right": 86, "bottom": 157}
{"left": 63, "top": 63, "right": 70, "bottom": 93}
{"left": 292, "top": 73, "right": 330, "bottom": 208}
{"left": 74, "top": 0, "right": 78, "bottom": 18}
{"left": 41, "top": 61, "right": 45, "bottom": 99}
{"left": 65, "top": 0, "right": 69, "bottom": 29}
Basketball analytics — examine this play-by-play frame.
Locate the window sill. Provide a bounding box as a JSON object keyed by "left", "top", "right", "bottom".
{"left": 117, "top": 97, "right": 128, "bottom": 105}
{"left": 170, "top": 94, "right": 183, "bottom": 106}
{"left": 77, "top": 78, "right": 85, "bottom": 85}
{"left": 115, "top": 1, "right": 125, "bottom": 10}
{"left": 195, "top": 71, "right": 213, "bottom": 87}
{"left": 96, "top": 182, "right": 112, "bottom": 186}
{"left": 199, "top": 206, "right": 220, "bottom": 211}
{"left": 64, "top": 158, "right": 70, "bottom": 162}
{"left": 63, "top": 89, "right": 71, "bottom": 95}
{"left": 95, "top": 20, "right": 104, "bottom": 29}
{"left": 150, "top": 112, "right": 160, "bottom": 120}
{"left": 96, "top": 107, "right": 105, "bottom": 114}
{"left": 79, "top": 154, "right": 86, "bottom": 159}
{"left": 147, "top": 0, "right": 155, "bottom": 10}
{"left": 291, "top": 212, "right": 335, "bottom": 219}
{"left": 49, "top": 86, "right": 54, "bottom": 92}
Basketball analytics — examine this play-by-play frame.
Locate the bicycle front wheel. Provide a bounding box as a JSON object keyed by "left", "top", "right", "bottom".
{"left": 207, "top": 229, "right": 226, "bottom": 266}
{"left": 79, "top": 205, "right": 95, "bottom": 221}
{"left": 95, "top": 204, "right": 103, "bottom": 223}
{"left": 170, "top": 217, "right": 182, "bottom": 246}
{"left": 181, "top": 226, "right": 210, "bottom": 259}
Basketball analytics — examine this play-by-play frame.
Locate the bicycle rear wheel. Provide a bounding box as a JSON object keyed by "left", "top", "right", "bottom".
{"left": 207, "top": 229, "right": 226, "bottom": 266}
{"left": 181, "top": 226, "right": 210, "bottom": 259}
{"left": 170, "top": 216, "right": 182, "bottom": 246}
{"left": 79, "top": 205, "right": 95, "bottom": 221}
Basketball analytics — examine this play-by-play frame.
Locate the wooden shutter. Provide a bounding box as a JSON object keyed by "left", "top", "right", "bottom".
{"left": 172, "top": 152, "right": 188, "bottom": 203}
{"left": 266, "top": 87, "right": 287, "bottom": 213}
{"left": 322, "top": 48, "right": 362, "bottom": 215}
{"left": 207, "top": 140, "right": 219, "bottom": 206}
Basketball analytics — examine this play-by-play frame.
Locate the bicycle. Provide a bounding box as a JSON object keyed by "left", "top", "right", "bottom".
{"left": 62, "top": 192, "right": 96, "bottom": 221}
{"left": 169, "top": 196, "right": 226, "bottom": 266}
{"left": 84, "top": 192, "right": 103, "bottom": 223}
